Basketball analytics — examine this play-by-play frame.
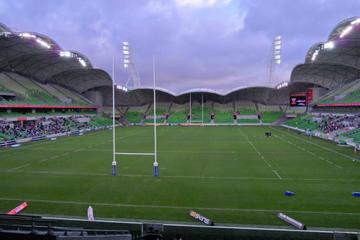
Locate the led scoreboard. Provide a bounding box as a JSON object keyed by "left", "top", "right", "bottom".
{"left": 290, "top": 93, "right": 307, "bottom": 107}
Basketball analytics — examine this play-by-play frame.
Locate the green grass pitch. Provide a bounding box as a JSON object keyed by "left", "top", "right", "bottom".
{"left": 0, "top": 126, "right": 360, "bottom": 229}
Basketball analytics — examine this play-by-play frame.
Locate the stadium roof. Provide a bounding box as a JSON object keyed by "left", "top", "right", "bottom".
{"left": 291, "top": 63, "right": 360, "bottom": 89}
{"left": 115, "top": 85, "right": 290, "bottom": 105}
{"left": 130, "top": 85, "right": 276, "bottom": 97}
{"left": 0, "top": 22, "right": 111, "bottom": 93}
{"left": 291, "top": 17, "right": 360, "bottom": 89}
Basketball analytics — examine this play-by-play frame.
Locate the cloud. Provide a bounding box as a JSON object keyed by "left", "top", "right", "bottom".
{"left": 174, "top": 0, "right": 231, "bottom": 9}
{"left": 145, "top": 0, "right": 172, "bottom": 16}
{"left": 0, "top": 0, "right": 359, "bottom": 93}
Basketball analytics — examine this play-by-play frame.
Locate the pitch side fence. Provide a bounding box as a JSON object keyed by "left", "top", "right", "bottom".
{"left": 0, "top": 214, "right": 359, "bottom": 240}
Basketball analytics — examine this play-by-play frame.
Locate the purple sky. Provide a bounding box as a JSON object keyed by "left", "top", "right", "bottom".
{"left": 0, "top": 0, "right": 359, "bottom": 93}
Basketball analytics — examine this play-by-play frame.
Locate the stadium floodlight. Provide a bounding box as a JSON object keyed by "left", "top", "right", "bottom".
{"left": 275, "top": 81, "right": 288, "bottom": 89}
{"left": 19, "top": 32, "right": 36, "bottom": 39}
{"left": 116, "top": 85, "right": 128, "bottom": 92}
{"left": 122, "top": 41, "right": 141, "bottom": 87}
{"left": 323, "top": 41, "right": 335, "bottom": 49}
{"left": 273, "top": 36, "right": 281, "bottom": 64}
{"left": 35, "top": 38, "right": 51, "bottom": 49}
{"left": 311, "top": 49, "right": 319, "bottom": 61}
{"left": 351, "top": 18, "right": 360, "bottom": 25}
{"left": 340, "top": 25, "right": 353, "bottom": 38}
{"left": 59, "top": 51, "right": 72, "bottom": 58}
{"left": 267, "top": 35, "right": 282, "bottom": 86}
{"left": 77, "top": 57, "right": 87, "bottom": 67}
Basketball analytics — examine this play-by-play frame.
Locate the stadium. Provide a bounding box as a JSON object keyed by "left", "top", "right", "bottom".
{"left": 1, "top": 8, "right": 360, "bottom": 240}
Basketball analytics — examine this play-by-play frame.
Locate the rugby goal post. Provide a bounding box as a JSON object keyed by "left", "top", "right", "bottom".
{"left": 112, "top": 55, "right": 158, "bottom": 177}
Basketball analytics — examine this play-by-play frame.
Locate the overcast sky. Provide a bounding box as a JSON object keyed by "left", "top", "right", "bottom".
{"left": 0, "top": 0, "right": 359, "bottom": 93}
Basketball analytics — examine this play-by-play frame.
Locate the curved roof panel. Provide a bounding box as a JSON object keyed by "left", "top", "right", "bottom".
{"left": 177, "top": 88, "right": 224, "bottom": 96}
{"left": 313, "top": 40, "right": 360, "bottom": 69}
{"left": 305, "top": 42, "right": 323, "bottom": 63}
{"left": 129, "top": 86, "right": 177, "bottom": 96}
{"left": 47, "top": 69, "right": 112, "bottom": 93}
{"left": 0, "top": 23, "right": 10, "bottom": 33}
{"left": 291, "top": 63, "right": 360, "bottom": 89}
{"left": 0, "top": 22, "right": 110, "bottom": 92}
{"left": 329, "top": 17, "right": 360, "bottom": 40}
{"left": 292, "top": 17, "right": 360, "bottom": 89}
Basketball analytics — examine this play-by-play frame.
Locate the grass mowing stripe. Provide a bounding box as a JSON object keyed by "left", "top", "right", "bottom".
{"left": 273, "top": 132, "right": 342, "bottom": 169}
{"left": 0, "top": 197, "right": 359, "bottom": 216}
{"left": 1, "top": 126, "right": 360, "bottom": 228}
{"left": 2, "top": 170, "right": 359, "bottom": 183}
{"left": 275, "top": 127, "right": 358, "bottom": 162}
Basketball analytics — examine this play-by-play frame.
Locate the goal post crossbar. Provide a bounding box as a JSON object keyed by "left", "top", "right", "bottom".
{"left": 115, "top": 152, "right": 155, "bottom": 156}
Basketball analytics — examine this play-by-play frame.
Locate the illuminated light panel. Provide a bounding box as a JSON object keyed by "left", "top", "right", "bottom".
{"left": 116, "top": 85, "right": 128, "bottom": 92}
{"left": 276, "top": 81, "right": 288, "bottom": 89}
{"left": 59, "top": 51, "right": 72, "bottom": 57}
{"left": 123, "top": 41, "right": 129, "bottom": 46}
{"left": 36, "top": 38, "right": 51, "bottom": 49}
{"left": 323, "top": 41, "right": 335, "bottom": 49}
{"left": 340, "top": 25, "right": 353, "bottom": 38}
{"left": 19, "top": 32, "right": 36, "bottom": 39}
{"left": 123, "top": 64, "right": 129, "bottom": 68}
{"left": 311, "top": 49, "right": 319, "bottom": 61}
{"left": 78, "top": 57, "right": 87, "bottom": 67}
{"left": 351, "top": 18, "right": 360, "bottom": 25}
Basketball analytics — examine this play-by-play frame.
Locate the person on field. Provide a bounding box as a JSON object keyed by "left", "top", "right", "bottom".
{"left": 87, "top": 206, "right": 94, "bottom": 221}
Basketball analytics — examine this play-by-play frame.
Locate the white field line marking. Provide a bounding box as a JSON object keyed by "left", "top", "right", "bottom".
{"left": 335, "top": 164, "right": 343, "bottom": 169}
{"left": 7, "top": 163, "right": 30, "bottom": 172}
{"left": 326, "top": 160, "right": 334, "bottom": 165}
{"left": 0, "top": 132, "right": 104, "bottom": 154}
{"left": 1, "top": 169, "right": 359, "bottom": 183}
{"left": 238, "top": 129, "right": 272, "bottom": 168}
{"left": 0, "top": 139, "right": 54, "bottom": 153}
{"left": 6, "top": 131, "right": 139, "bottom": 169}
{"left": 0, "top": 197, "right": 359, "bottom": 216}
{"left": 274, "top": 134, "right": 341, "bottom": 169}
{"left": 275, "top": 127, "right": 358, "bottom": 162}
{"left": 272, "top": 170, "right": 282, "bottom": 180}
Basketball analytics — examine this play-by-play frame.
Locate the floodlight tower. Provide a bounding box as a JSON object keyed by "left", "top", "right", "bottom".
{"left": 267, "top": 36, "right": 281, "bottom": 86}
{"left": 122, "top": 42, "right": 141, "bottom": 88}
